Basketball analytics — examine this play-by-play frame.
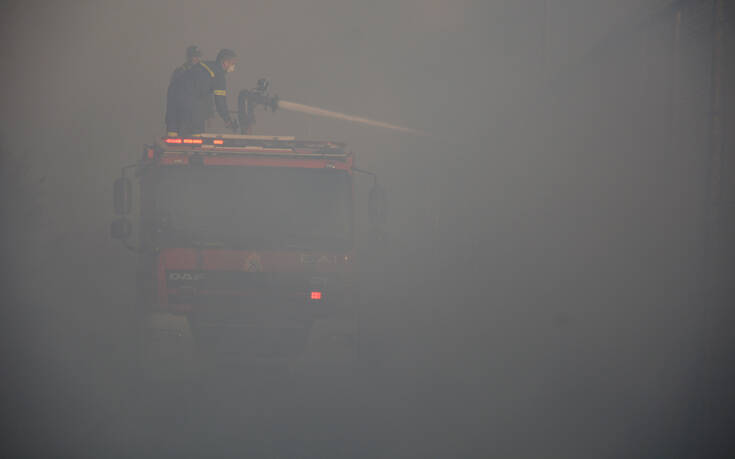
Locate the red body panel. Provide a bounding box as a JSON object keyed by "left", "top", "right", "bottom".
{"left": 158, "top": 154, "right": 352, "bottom": 170}
{"left": 157, "top": 248, "right": 353, "bottom": 313}
{"left": 143, "top": 136, "right": 356, "bottom": 314}
{"left": 159, "top": 248, "right": 352, "bottom": 273}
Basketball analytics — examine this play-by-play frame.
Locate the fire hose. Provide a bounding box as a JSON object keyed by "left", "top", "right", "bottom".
{"left": 237, "top": 79, "right": 425, "bottom": 136}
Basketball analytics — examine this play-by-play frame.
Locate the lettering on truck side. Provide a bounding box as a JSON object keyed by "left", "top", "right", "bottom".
{"left": 167, "top": 272, "right": 206, "bottom": 281}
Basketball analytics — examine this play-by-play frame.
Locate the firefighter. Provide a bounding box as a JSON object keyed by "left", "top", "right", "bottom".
{"left": 165, "top": 45, "right": 202, "bottom": 137}
{"left": 208, "top": 49, "right": 239, "bottom": 132}
{"left": 177, "top": 48, "right": 239, "bottom": 136}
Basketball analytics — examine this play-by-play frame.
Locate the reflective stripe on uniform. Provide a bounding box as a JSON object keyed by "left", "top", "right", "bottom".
{"left": 199, "top": 62, "right": 215, "bottom": 78}
{"left": 213, "top": 89, "right": 226, "bottom": 96}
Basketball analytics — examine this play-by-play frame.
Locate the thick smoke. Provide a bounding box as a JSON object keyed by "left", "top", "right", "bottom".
{"left": 1, "top": 1, "right": 734, "bottom": 458}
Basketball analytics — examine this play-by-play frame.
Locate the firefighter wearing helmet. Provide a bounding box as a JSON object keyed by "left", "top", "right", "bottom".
{"left": 173, "top": 48, "right": 239, "bottom": 136}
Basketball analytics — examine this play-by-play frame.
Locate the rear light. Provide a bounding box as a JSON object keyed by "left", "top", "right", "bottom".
{"left": 165, "top": 138, "right": 182, "bottom": 144}
{"left": 310, "top": 291, "right": 322, "bottom": 300}
{"left": 183, "top": 138, "right": 203, "bottom": 144}
{"left": 213, "top": 139, "right": 224, "bottom": 145}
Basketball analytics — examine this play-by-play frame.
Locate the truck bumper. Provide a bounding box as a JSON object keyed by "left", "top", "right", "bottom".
{"left": 143, "top": 306, "right": 358, "bottom": 368}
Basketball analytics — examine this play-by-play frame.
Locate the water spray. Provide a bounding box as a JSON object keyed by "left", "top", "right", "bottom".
{"left": 278, "top": 100, "right": 427, "bottom": 136}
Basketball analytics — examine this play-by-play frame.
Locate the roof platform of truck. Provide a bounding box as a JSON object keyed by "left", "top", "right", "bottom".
{"left": 147, "top": 134, "right": 353, "bottom": 170}
{"left": 156, "top": 134, "right": 348, "bottom": 157}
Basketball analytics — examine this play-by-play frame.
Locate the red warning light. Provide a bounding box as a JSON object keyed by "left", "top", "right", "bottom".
{"left": 183, "top": 138, "right": 203, "bottom": 144}
{"left": 213, "top": 139, "right": 224, "bottom": 145}
{"left": 310, "top": 291, "right": 322, "bottom": 300}
{"left": 165, "top": 138, "right": 182, "bottom": 144}
{"left": 146, "top": 149, "right": 155, "bottom": 159}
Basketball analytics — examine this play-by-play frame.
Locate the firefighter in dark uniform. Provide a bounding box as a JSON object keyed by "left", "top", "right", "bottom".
{"left": 177, "top": 48, "right": 239, "bottom": 136}
{"left": 165, "top": 45, "right": 202, "bottom": 137}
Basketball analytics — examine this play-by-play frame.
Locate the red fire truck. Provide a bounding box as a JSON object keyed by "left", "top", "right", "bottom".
{"left": 111, "top": 134, "right": 384, "bottom": 373}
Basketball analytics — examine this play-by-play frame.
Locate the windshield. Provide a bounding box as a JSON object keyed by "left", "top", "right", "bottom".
{"left": 153, "top": 166, "right": 353, "bottom": 250}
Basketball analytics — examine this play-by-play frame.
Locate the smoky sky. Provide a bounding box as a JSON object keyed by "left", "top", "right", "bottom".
{"left": 1, "top": 1, "right": 734, "bottom": 458}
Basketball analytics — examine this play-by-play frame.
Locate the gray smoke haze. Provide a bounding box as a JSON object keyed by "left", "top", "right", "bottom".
{"left": 2, "top": 1, "right": 734, "bottom": 457}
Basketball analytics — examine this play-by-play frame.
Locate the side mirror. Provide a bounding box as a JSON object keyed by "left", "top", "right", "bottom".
{"left": 368, "top": 185, "right": 387, "bottom": 226}
{"left": 110, "top": 217, "right": 132, "bottom": 240}
{"left": 113, "top": 177, "right": 132, "bottom": 215}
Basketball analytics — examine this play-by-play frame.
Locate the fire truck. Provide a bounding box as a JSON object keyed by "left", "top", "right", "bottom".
{"left": 110, "top": 133, "right": 385, "bottom": 374}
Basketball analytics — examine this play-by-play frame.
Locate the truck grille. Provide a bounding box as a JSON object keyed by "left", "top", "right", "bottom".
{"left": 166, "top": 270, "right": 314, "bottom": 358}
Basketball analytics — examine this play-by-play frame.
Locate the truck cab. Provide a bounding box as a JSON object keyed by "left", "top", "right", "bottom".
{"left": 111, "top": 134, "right": 383, "bottom": 371}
